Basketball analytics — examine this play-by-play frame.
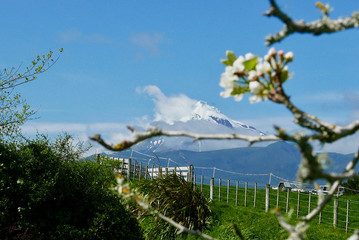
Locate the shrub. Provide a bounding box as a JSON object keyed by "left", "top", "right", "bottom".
{"left": 0, "top": 135, "right": 143, "bottom": 240}
{"left": 133, "top": 173, "right": 211, "bottom": 239}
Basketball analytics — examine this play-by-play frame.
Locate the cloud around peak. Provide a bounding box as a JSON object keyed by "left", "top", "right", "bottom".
{"left": 137, "top": 85, "right": 198, "bottom": 124}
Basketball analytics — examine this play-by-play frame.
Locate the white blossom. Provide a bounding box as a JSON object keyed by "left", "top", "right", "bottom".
{"left": 248, "top": 70, "right": 258, "bottom": 81}
{"left": 256, "top": 61, "right": 271, "bottom": 74}
{"left": 219, "top": 66, "right": 238, "bottom": 88}
{"left": 234, "top": 94, "right": 244, "bottom": 101}
{"left": 232, "top": 56, "right": 245, "bottom": 73}
{"left": 220, "top": 88, "right": 232, "bottom": 98}
{"left": 232, "top": 53, "right": 256, "bottom": 73}
{"left": 249, "top": 81, "right": 261, "bottom": 95}
{"left": 249, "top": 95, "right": 262, "bottom": 103}
{"left": 245, "top": 53, "right": 256, "bottom": 60}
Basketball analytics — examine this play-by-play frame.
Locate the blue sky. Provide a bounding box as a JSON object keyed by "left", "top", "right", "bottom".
{"left": 2, "top": 0, "right": 359, "bottom": 154}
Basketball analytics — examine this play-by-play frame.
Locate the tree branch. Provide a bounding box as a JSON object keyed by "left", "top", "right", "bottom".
{"left": 89, "top": 126, "right": 280, "bottom": 151}
{"left": 303, "top": 147, "right": 359, "bottom": 222}
{"left": 264, "top": 0, "right": 359, "bottom": 45}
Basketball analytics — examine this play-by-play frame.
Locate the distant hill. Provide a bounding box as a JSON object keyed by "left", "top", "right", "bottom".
{"left": 103, "top": 141, "right": 355, "bottom": 185}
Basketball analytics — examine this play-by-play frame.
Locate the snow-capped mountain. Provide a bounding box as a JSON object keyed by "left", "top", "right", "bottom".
{"left": 189, "top": 101, "right": 264, "bottom": 133}
{"left": 132, "top": 100, "right": 266, "bottom": 152}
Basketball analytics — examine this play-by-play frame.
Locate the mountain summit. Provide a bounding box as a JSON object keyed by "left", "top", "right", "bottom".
{"left": 190, "top": 101, "right": 264, "bottom": 133}
{"left": 133, "top": 100, "right": 266, "bottom": 152}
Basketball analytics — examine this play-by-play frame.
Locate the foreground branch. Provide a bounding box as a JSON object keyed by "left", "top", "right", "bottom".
{"left": 90, "top": 126, "right": 280, "bottom": 151}
{"left": 303, "top": 148, "right": 359, "bottom": 222}
{"left": 264, "top": 0, "right": 359, "bottom": 45}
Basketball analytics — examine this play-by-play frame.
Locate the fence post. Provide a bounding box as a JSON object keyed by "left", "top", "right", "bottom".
{"left": 210, "top": 178, "right": 214, "bottom": 201}
{"left": 165, "top": 167, "right": 168, "bottom": 177}
{"left": 158, "top": 166, "right": 162, "bottom": 178}
{"left": 286, "top": 188, "right": 290, "bottom": 214}
{"left": 133, "top": 160, "right": 137, "bottom": 180}
{"left": 333, "top": 197, "right": 338, "bottom": 228}
{"left": 218, "top": 178, "right": 222, "bottom": 202}
{"left": 227, "top": 180, "right": 230, "bottom": 204}
{"left": 265, "top": 184, "right": 270, "bottom": 212}
{"left": 201, "top": 175, "right": 204, "bottom": 193}
{"left": 244, "top": 182, "right": 248, "bottom": 207}
{"left": 151, "top": 164, "right": 154, "bottom": 180}
{"left": 297, "top": 191, "right": 300, "bottom": 218}
{"left": 276, "top": 187, "right": 280, "bottom": 208}
{"left": 346, "top": 200, "right": 350, "bottom": 233}
{"left": 254, "top": 183, "right": 257, "bottom": 208}
{"left": 127, "top": 158, "right": 132, "bottom": 179}
{"left": 308, "top": 192, "right": 312, "bottom": 214}
{"left": 235, "top": 181, "right": 239, "bottom": 206}
{"left": 139, "top": 162, "right": 142, "bottom": 180}
{"left": 188, "top": 165, "right": 194, "bottom": 183}
{"left": 121, "top": 159, "right": 125, "bottom": 175}
{"left": 319, "top": 211, "right": 322, "bottom": 224}
{"left": 193, "top": 174, "right": 197, "bottom": 191}
{"left": 145, "top": 165, "right": 148, "bottom": 179}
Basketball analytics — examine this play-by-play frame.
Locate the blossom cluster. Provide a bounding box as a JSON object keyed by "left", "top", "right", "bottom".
{"left": 219, "top": 47, "right": 294, "bottom": 103}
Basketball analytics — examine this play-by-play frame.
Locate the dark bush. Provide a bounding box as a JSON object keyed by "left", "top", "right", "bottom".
{"left": 133, "top": 173, "right": 211, "bottom": 239}
{"left": 0, "top": 136, "right": 143, "bottom": 240}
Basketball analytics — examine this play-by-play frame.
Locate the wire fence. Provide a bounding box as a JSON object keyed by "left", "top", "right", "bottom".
{"left": 193, "top": 175, "right": 359, "bottom": 233}
{"left": 99, "top": 153, "right": 359, "bottom": 233}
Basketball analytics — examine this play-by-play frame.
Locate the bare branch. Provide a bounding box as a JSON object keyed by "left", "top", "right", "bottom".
{"left": 275, "top": 210, "right": 307, "bottom": 240}
{"left": 264, "top": 0, "right": 359, "bottom": 45}
{"left": 302, "top": 180, "right": 341, "bottom": 222}
{"left": 89, "top": 126, "right": 280, "bottom": 151}
{"left": 303, "top": 148, "right": 359, "bottom": 222}
{"left": 348, "top": 230, "right": 359, "bottom": 240}
{"left": 311, "top": 120, "right": 359, "bottom": 143}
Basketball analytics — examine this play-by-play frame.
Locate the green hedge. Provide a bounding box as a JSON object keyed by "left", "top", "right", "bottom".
{"left": 0, "top": 136, "right": 143, "bottom": 240}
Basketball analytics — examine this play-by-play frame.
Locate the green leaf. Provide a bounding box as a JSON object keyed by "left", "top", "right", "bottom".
{"left": 243, "top": 56, "right": 258, "bottom": 71}
{"left": 231, "top": 86, "right": 249, "bottom": 95}
{"left": 280, "top": 71, "right": 288, "bottom": 83}
{"left": 220, "top": 59, "right": 231, "bottom": 66}
{"left": 226, "top": 51, "right": 237, "bottom": 64}
{"left": 221, "top": 51, "right": 237, "bottom": 66}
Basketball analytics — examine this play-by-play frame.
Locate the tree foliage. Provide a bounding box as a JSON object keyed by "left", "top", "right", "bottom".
{"left": 0, "top": 49, "right": 62, "bottom": 136}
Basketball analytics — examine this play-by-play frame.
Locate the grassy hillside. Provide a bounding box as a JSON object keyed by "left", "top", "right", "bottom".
{"left": 175, "top": 202, "right": 351, "bottom": 240}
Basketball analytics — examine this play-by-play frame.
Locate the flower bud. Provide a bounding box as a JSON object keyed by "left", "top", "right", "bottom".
{"left": 267, "top": 47, "right": 276, "bottom": 56}
{"left": 264, "top": 54, "right": 271, "bottom": 62}
{"left": 278, "top": 50, "right": 284, "bottom": 56}
{"left": 284, "top": 51, "right": 294, "bottom": 61}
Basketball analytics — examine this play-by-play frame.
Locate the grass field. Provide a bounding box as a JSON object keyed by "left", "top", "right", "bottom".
{"left": 175, "top": 202, "right": 352, "bottom": 240}
{"left": 175, "top": 181, "right": 359, "bottom": 239}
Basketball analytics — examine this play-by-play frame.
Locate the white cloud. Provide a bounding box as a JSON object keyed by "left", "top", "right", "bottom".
{"left": 137, "top": 85, "right": 197, "bottom": 124}
{"left": 58, "top": 30, "right": 112, "bottom": 43}
{"left": 21, "top": 122, "right": 134, "bottom": 156}
{"left": 130, "top": 33, "right": 164, "bottom": 54}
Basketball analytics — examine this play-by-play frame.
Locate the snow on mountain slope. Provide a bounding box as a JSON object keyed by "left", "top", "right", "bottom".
{"left": 132, "top": 100, "right": 266, "bottom": 152}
